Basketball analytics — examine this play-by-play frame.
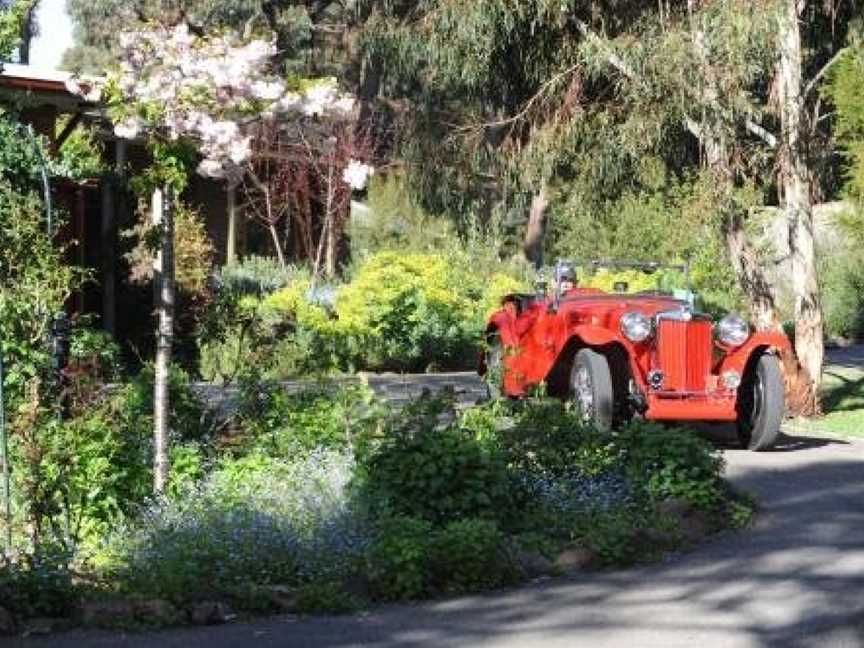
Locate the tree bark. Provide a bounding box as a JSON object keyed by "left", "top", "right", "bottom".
{"left": 777, "top": 0, "right": 823, "bottom": 415}
{"left": 687, "top": 2, "right": 781, "bottom": 332}
{"left": 152, "top": 187, "right": 173, "bottom": 495}
{"left": 523, "top": 184, "right": 548, "bottom": 270}
{"left": 226, "top": 183, "right": 237, "bottom": 264}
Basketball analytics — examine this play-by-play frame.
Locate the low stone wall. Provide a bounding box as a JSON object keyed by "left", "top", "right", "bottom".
{"left": 191, "top": 372, "right": 488, "bottom": 418}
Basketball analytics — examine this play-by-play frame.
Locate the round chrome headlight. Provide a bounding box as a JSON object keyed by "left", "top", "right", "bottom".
{"left": 620, "top": 311, "right": 652, "bottom": 343}
{"left": 717, "top": 313, "right": 750, "bottom": 347}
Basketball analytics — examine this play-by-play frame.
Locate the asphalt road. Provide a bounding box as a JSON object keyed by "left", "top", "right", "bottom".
{"left": 8, "top": 429, "right": 864, "bottom": 648}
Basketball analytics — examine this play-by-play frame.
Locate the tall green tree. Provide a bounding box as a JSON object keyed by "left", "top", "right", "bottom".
{"left": 360, "top": 0, "right": 856, "bottom": 412}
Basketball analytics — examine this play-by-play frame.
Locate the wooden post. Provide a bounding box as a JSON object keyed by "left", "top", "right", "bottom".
{"left": 101, "top": 140, "right": 125, "bottom": 335}
{"left": 226, "top": 182, "right": 237, "bottom": 264}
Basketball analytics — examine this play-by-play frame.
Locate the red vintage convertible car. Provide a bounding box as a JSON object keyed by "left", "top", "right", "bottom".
{"left": 481, "top": 260, "right": 790, "bottom": 451}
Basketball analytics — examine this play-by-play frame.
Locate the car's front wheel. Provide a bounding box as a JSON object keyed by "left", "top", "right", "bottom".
{"left": 736, "top": 354, "right": 785, "bottom": 451}
{"left": 570, "top": 348, "right": 614, "bottom": 431}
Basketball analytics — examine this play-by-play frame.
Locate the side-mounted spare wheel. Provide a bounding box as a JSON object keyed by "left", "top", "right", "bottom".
{"left": 736, "top": 353, "right": 785, "bottom": 451}
{"left": 570, "top": 348, "right": 614, "bottom": 431}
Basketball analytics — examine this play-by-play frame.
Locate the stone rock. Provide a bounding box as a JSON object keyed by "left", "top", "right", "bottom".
{"left": 341, "top": 574, "right": 371, "bottom": 601}
{"left": 81, "top": 599, "right": 137, "bottom": 628}
{"left": 189, "top": 601, "right": 235, "bottom": 626}
{"left": 554, "top": 544, "right": 596, "bottom": 572}
{"left": 516, "top": 550, "right": 554, "bottom": 578}
{"left": 679, "top": 510, "right": 712, "bottom": 543}
{"left": 631, "top": 527, "right": 678, "bottom": 550}
{"left": 21, "top": 617, "right": 72, "bottom": 636}
{"left": 134, "top": 599, "right": 180, "bottom": 625}
{"left": 657, "top": 497, "right": 695, "bottom": 520}
{"left": 260, "top": 585, "right": 298, "bottom": 613}
{"left": 0, "top": 605, "right": 17, "bottom": 636}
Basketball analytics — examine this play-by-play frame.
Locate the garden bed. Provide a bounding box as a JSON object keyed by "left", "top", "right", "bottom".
{"left": 0, "top": 385, "right": 754, "bottom": 637}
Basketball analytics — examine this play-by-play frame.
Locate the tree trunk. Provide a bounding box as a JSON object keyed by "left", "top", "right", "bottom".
{"left": 152, "top": 187, "right": 173, "bottom": 495}
{"left": 777, "top": 0, "right": 823, "bottom": 415}
{"left": 722, "top": 212, "right": 780, "bottom": 331}
{"left": 325, "top": 220, "right": 338, "bottom": 279}
{"left": 688, "top": 4, "right": 781, "bottom": 333}
{"left": 17, "top": 4, "right": 35, "bottom": 65}
{"left": 226, "top": 183, "right": 237, "bottom": 264}
{"left": 523, "top": 184, "right": 548, "bottom": 270}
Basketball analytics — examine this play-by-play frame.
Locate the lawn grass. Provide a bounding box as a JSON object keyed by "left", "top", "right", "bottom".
{"left": 786, "top": 365, "right": 864, "bottom": 438}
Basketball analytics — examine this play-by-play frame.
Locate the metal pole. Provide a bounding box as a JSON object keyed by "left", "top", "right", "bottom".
{"left": 0, "top": 350, "right": 11, "bottom": 553}
{"left": 24, "top": 125, "right": 54, "bottom": 237}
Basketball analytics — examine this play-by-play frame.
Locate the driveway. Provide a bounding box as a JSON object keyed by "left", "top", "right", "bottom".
{"left": 9, "top": 431, "right": 864, "bottom": 648}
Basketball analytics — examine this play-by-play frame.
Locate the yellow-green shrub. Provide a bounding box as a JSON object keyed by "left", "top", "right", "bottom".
{"left": 263, "top": 251, "right": 528, "bottom": 372}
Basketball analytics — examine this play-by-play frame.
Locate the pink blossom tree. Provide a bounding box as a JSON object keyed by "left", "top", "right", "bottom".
{"left": 69, "top": 21, "right": 372, "bottom": 493}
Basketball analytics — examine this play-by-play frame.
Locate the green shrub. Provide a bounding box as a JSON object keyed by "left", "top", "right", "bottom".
{"left": 429, "top": 518, "right": 511, "bottom": 594}
{"left": 821, "top": 248, "right": 864, "bottom": 340}
{"left": 219, "top": 256, "right": 299, "bottom": 297}
{"left": 617, "top": 420, "right": 725, "bottom": 510}
{"left": 366, "top": 515, "right": 434, "bottom": 601}
{"left": 69, "top": 325, "right": 123, "bottom": 381}
{"left": 0, "top": 548, "right": 78, "bottom": 618}
{"left": 235, "top": 381, "right": 385, "bottom": 458}
{"left": 358, "top": 395, "right": 510, "bottom": 525}
{"left": 571, "top": 508, "right": 650, "bottom": 565}
{"left": 294, "top": 581, "right": 362, "bottom": 614}
{"left": 263, "top": 250, "right": 527, "bottom": 373}
{"left": 115, "top": 364, "right": 212, "bottom": 443}
{"left": 483, "top": 399, "right": 619, "bottom": 478}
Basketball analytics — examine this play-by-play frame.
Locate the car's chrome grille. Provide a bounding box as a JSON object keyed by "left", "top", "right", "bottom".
{"left": 656, "top": 320, "right": 713, "bottom": 392}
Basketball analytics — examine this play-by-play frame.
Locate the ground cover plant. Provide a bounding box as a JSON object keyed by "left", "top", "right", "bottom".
{"left": 0, "top": 381, "right": 754, "bottom": 633}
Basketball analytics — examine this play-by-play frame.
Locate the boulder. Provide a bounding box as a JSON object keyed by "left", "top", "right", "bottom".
{"left": 134, "top": 599, "right": 181, "bottom": 625}
{"left": 0, "top": 605, "right": 16, "bottom": 636}
{"left": 657, "top": 497, "right": 695, "bottom": 520}
{"left": 189, "top": 601, "right": 235, "bottom": 626}
{"left": 679, "top": 510, "right": 713, "bottom": 543}
{"left": 516, "top": 550, "right": 554, "bottom": 578}
{"left": 260, "top": 585, "right": 298, "bottom": 613}
{"left": 21, "top": 617, "right": 72, "bottom": 636}
{"left": 81, "top": 599, "right": 137, "bottom": 628}
{"left": 553, "top": 545, "right": 596, "bottom": 572}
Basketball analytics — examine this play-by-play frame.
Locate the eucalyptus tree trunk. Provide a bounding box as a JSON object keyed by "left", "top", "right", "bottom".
{"left": 523, "top": 184, "right": 548, "bottom": 270}
{"left": 777, "top": 0, "right": 823, "bottom": 415}
{"left": 152, "top": 187, "right": 174, "bottom": 494}
{"left": 687, "top": 1, "right": 780, "bottom": 331}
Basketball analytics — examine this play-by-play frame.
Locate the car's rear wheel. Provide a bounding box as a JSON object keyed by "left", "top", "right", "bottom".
{"left": 484, "top": 332, "right": 504, "bottom": 399}
{"left": 736, "top": 354, "right": 784, "bottom": 451}
{"left": 570, "top": 348, "right": 614, "bottom": 431}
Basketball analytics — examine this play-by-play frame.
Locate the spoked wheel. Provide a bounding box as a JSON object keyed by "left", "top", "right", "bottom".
{"left": 484, "top": 333, "right": 504, "bottom": 399}
{"left": 570, "top": 348, "right": 614, "bottom": 431}
{"left": 736, "top": 354, "right": 784, "bottom": 451}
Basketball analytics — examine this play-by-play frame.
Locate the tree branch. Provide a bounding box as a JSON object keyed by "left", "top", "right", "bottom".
{"left": 578, "top": 20, "right": 777, "bottom": 148}
{"left": 574, "top": 19, "right": 636, "bottom": 81}
{"left": 804, "top": 47, "right": 848, "bottom": 99}
{"left": 745, "top": 118, "right": 777, "bottom": 148}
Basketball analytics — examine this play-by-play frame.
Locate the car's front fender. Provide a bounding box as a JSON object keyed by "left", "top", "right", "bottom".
{"left": 718, "top": 331, "right": 792, "bottom": 374}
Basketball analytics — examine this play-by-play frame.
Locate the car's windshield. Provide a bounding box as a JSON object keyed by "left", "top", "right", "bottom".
{"left": 550, "top": 260, "right": 694, "bottom": 303}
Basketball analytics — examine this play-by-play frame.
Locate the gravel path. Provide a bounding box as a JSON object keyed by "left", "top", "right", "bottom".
{"left": 9, "top": 431, "right": 864, "bottom": 648}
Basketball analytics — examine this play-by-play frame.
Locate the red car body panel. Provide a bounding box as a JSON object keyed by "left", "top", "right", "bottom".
{"left": 485, "top": 289, "right": 791, "bottom": 422}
